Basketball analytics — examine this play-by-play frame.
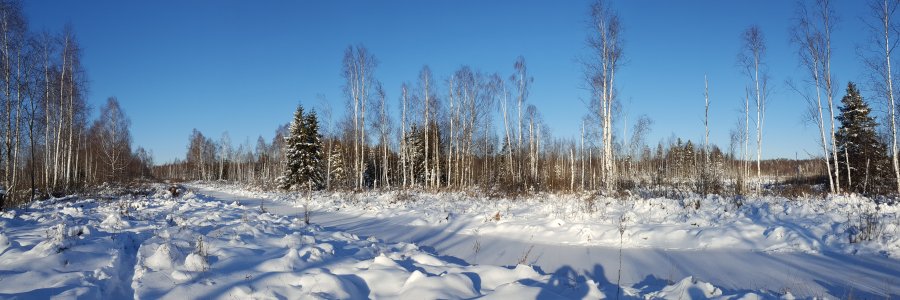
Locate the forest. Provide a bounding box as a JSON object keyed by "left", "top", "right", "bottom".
{"left": 145, "top": 1, "right": 895, "bottom": 200}
{"left": 0, "top": 1, "right": 152, "bottom": 209}
{"left": 0, "top": 0, "right": 895, "bottom": 207}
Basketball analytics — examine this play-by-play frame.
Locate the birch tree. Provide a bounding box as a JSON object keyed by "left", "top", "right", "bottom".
{"left": 399, "top": 83, "right": 410, "bottom": 188}
{"left": 512, "top": 56, "right": 531, "bottom": 186}
{"left": 587, "top": 0, "right": 624, "bottom": 192}
{"left": 342, "top": 45, "right": 377, "bottom": 190}
{"left": 417, "top": 66, "right": 437, "bottom": 189}
{"left": 94, "top": 97, "right": 131, "bottom": 182}
{"left": 863, "top": 0, "right": 900, "bottom": 195}
{"left": 371, "top": 83, "right": 391, "bottom": 189}
{"left": 704, "top": 75, "right": 711, "bottom": 163}
{"left": 495, "top": 73, "right": 515, "bottom": 184}
{"left": 738, "top": 25, "right": 770, "bottom": 183}
{"left": 790, "top": 0, "right": 839, "bottom": 193}
{"left": 0, "top": 0, "right": 25, "bottom": 202}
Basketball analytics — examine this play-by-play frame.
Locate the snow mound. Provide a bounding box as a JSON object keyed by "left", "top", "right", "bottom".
{"left": 100, "top": 213, "right": 129, "bottom": 229}
{"left": 60, "top": 206, "right": 84, "bottom": 217}
{"left": 400, "top": 270, "right": 478, "bottom": 299}
{"left": 145, "top": 243, "right": 184, "bottom": 271}
{"left": 281, "top": 232, "right": 316, "bottom": 248}
{"left": 649, "top": 276, "right": 723, "bottom": 299}
{"left": 31, "top": 223, "right": 77, "bottom": 255}
{"left": 297, "top": 269, "right": 364, "bottom": 299}
{"left": 183, "top": 253, "right": 209, "bottom": 272}
{"left": 410, "top": 253, "right": 445, "bottom": 266}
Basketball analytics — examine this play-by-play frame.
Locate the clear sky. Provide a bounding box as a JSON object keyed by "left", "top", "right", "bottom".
{"left": 24, "top": 0, "right": 874, "bottom": 163}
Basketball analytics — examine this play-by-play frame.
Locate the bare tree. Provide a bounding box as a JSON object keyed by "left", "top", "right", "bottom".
{"left": 862, "top": 0, "right": 900, "bottom": 194}
{"left": 418, "top": 66, "right": 437, "bottom": 189}
{"left": 512, "top": 56, "right": 531, "bottom": 186}
{"left": 790, "top": 0, "right": 839, "bottom": 193}
{"left": 399, "top": 83, "right": 409, "bottom": 188}
{"left": 94, "top": 97, "right": 131, "bottom": 182}
{"left": 24, "top": 32, "right": 42, "bottom": 200}
{"left": 738, "top": 25, "right": 770, "bottom": 184}
{"left": 0, "top": 0, "right": 25, "bottom": 203}
{"left": 704, "top": 75, "right": 710, "bottom": 163}
{"left": 447, "top": 72, "right": 456, "bottom": 188}
{"left": 342, "top": 45, "right": 377, "bottom": 190}
{"left": 587, "top": 0, "right": 624, "bottom": 192}
{"left": 371, "top": 82, "right": 391, "bottom": 189}
{"left": 496, "top": 73, "right": 515, "bottom": 184}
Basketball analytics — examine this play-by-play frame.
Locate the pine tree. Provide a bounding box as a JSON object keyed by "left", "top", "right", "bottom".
{"left": 277, "top": 105, "right": 325, "bottom": 191}
{"left": 836, "top": 82, "right": 890, "bottom": 194}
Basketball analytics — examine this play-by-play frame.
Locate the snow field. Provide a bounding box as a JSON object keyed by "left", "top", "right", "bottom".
{"left": 0, "top": 186, "right": 785, "bottom": 299}
{"left": 199, "top": 182, "right": 900, "bottom": 257}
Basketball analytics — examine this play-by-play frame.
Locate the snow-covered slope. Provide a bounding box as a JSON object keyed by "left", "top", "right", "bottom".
{"left": 0, "top": 187, "right": 790, "bottom": 299}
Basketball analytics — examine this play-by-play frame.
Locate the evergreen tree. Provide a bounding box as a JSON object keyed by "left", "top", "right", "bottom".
{"left": 836, "top": 82, "right": 890, "bottom": 194}
{"left": 328, "top": 142, "right": 347, "bottom": 189}
{"left": 403, "top": 124, "right": 426, "bottom": 185}
{"left": 277, "top": 105, "right": 325, "bottom": 191}
{"left": 683, "top": 140, "right": 696, "bottom": 174}
{"left": 302, "top": 110, "right": 325, "bottom": 189}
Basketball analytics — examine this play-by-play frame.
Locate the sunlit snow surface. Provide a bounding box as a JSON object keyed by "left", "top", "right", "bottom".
{"left": 0, "top": 184, "right": 897, "bottom": 299}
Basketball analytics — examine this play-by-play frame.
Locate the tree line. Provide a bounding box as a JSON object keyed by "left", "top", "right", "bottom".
{"left": 0, "top": 0, "right": 148, "bottom": 209}
{"left": 150, "top": 0, "right": 900, "bottom": 197}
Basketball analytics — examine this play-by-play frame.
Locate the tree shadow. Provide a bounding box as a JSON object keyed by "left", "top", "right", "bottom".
{"left": 0, "top": 285, "right": 99, "bottom": 299}
{"left": 517, "top": 264, "right": 602, "bottom": 299}
{"left": 461, "top": 271, "right": 482, "bottom": 293}
{"left": 632, "top": 274, "right": 669, "bottom": 292}
{"left": 337, "top": 273, "right": 370, "bottom": 298}
{"left": 417, "top": 245, "right": 469, "bottom": 266}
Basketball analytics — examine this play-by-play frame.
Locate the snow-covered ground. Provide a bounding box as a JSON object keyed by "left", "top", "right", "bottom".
{"left": 198, "top": 182, "right": 900, "bottom": 256}
{"left": 190, "top": 182, "right": 900, "bottom": 299}
{"left": 0, "top": 185, "right": 812, "bottom": 299}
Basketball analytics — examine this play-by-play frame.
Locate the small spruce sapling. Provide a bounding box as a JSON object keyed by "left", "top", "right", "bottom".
{"left": 194, "top": 235, "right": 210, "bottom": 272}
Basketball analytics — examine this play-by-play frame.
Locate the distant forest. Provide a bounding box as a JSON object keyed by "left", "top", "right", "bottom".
{"left": 152, "top": 1, "right": 897, "bottom": 198}
{"left": 4, "top": 0, "right": 900, "bottom": 211}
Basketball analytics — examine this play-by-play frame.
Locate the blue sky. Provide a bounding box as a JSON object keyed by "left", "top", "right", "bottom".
{"left": 25, "top": 0, "right": 873, "bottom": 163}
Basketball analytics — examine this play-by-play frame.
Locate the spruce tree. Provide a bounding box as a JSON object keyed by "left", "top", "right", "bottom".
{"left": 302, "top": 110, "right": 324, "bottom": 189}
{"left": 836, "top": 82, "right": 890, "bottom": 194}
{"left": 278, "top": 105, "right": 325, "bottom": 191}
{"left": 405, "top": 124, "right": 426, "bottom": 184}
{"left": 328, "top": 142, "right": 347, "bottom": 189}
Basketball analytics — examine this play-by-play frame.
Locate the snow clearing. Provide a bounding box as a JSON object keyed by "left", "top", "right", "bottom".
{"left": 1, "top": 183, "right": 897, "bottom": 299}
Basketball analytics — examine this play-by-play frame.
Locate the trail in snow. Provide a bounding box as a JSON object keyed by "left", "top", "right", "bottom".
{"left": 193, "top": 185, "right": 900, "bottom": 299}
